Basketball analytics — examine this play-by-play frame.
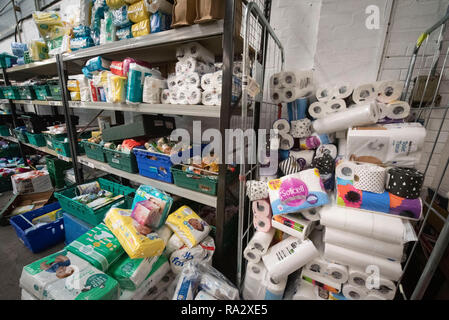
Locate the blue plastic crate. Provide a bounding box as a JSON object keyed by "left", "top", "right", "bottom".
{"left": 9, "top": 202, "right": 65, "bottom": 254}
{"left": 62, "top": 212, "right": 95, "bottom": 245}
{"left": 133, "top": 147, "right": 174, "bottom": 183}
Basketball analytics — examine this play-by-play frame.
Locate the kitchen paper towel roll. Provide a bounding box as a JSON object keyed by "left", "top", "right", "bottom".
{"left": 325, "top": 263, "right": 349, "bottom": 284}
{"left": 264, "top": 275, "right": 288, "bottom": 300}
{"left": 161, "top": 89, "right": 171, "bottom": 104}
{"left": 252, "top": 199, "right": 272, "bottom": 218}
{"left": 309, "top": 101, "right": 328, "bottom": 119}
{"left": 273, "top": 118, "right": 291, "bottom": 133}
{"left": 342, "top": 283, "right": 368, "bottom": 300}
{"left": 316, "top": 144, "right": 338, "bottom": 159}
{"left": 254, "top": 215, "right": 272, "bottom": 233}
{"left": 293, "top": 280, "right": 317, "bottom": 300}
{"left": 319, "top": 204, "right": 405, "bottom": 244}
{"left": 262, "top": 237, "right": 320, "bottom": 281}
{"left": 335, "top": 160, "right": 356, "bottom": 180}
{"left": 248, "top": 229, "right": 276, "bottom": 255}
{"left": 244, "top": 246, "right": 262, "bottom": 263}
{"left": 271, "top": 213, "right": 315, "bottom": 240}
{"left": 334, "top": 83, "right": 354, "bottom": 100}
{"left": 186, "top": 88, "right": 203, "bottom": 105}
{"left": 242, "top": 261, "right": 267, "bottom": 300}
{"left": 324, "top": 243, "right": 403, "bottom": 281}
{"left": 246, "top": 180, "right": 269, "bottom": 201}
{"left": 279, "top": 134, "right": 294, "bottom": 151}
{"left": 316, "top": 87, "right": 335, "bottom": 102}
{"left": 312, "top": 102, "right": 379, "bottom": 134}
{"left": 377, "top": 81, "right": 403, "bottom": 104}
{"left": 326, "top": 98, "right": 347, "bottom": 114}
{"left": 301, "top": 208, "right": 321, "bottom": 221}
{"left": 290, "top": 119, "right": 312, "bottom": 138}
{"left": 353, "top": 164, "right": 387, "bottom": 194}
{"left": 353, "top": 83, "right": 377, "bottom": 104}
{"left": 386, "top": 167, "right": 424, "bottom": 199}
{"left": 324, "top": 227, "right": 404, "bottom": 261}
{"left": 348, "top": 267, "right": 368, "bottom": 287}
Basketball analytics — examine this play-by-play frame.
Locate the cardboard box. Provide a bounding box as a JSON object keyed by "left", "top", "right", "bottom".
{"left": 11, "top": 170, "right": 53, "bottom": 195}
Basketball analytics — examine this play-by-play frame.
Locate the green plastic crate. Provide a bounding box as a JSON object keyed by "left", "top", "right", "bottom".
{"left": 0, "top": 125, "right": 11, "bottom": 136}
{"left": 104, "top": 148, "right": 138, "bottom": 173}
{"left": 81, "top": 140, "right": 106, "bottom": 162}
{"left": 0, "top": 53, "right": 17, "bottom": 68}
{"left": 16, "top": 86, "right": 36, "bottom": 100}
{"left": 13, "top": 128, "right": 28, "bottom": 143}
{"left": 54, "top": 178, "right": 136, "bottom": 225}
{"left": 0, "top": 143, "right": 20, "bottom": 158}
{"left": 46, "top": 156, "right": 72, "bottom": 189}
{"left": 43, "top": 132, "right": 66, "bottom": 150}
{"left": 0, "top": 88, "right": 5, "bottom": 99}
{"left": 25, "top": 132, "right": 46, "bottom": 147}
{"left": 3, "top": 86, "right": 20, "bottom": 100}
{"left": 48, "top": 81, "right": 62, "bottom": 101}
{"left": 33, "top": 85, "right": 51, "bottom": 101}
{"left": 0, "top": 176, "right": 12, "bottom": 193}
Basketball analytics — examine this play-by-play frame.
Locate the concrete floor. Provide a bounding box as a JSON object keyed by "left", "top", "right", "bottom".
{"left": 0, "top": 191, "right": 65, "bottom": 300}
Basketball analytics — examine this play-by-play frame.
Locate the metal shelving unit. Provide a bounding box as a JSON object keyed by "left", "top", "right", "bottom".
{"left": 0, "top": 0, "right": 268, "bottom": 283}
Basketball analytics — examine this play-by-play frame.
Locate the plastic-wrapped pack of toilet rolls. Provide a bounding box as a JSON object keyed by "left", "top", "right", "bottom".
{"left": 143, "top": 76, "right": 167, "bottom": 104}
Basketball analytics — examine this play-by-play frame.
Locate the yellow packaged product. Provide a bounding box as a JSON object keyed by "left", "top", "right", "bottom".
{"left": 106, "top": 0, "right": 126, "bottom": 9}
{"left": 28, "top": 40, "right": 49, "bottom": 61}
{"left": 128, "top": 0, "right": 150, "bottom": 23}
{"left": 131, "top": 19, "right": 150, "bottom": 38}
{"left": 165, "top": 205, "right": 211, "bottom": 248}
{"left": 104, "top": 208, "right": 166, "bottom": 259}
{"left": 32, "top": 11, "right": 65, "bottom": 41}
{"left": 124, "top": 0, "right": 140, "bottom": 4}
{"left": 67, "top": 80, "right": 80, "bottom": 92}
{"left": 107, "top": 74, "right": 127, "bottom": 103}
{"left": 70, "top": 91, "right": 81, "bottom": 101}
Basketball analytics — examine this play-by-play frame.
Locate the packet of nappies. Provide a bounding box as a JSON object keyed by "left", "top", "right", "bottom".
{"left": 132, "top": 185, "right": 173, "bottom": 229}
{"left": 166, "top": 205, "right": 211, "bottom": 248}
{"left": 19, "top": 250, "right": 119, "bottom": 300}
{"left": 85, "top": 56, "right": 112, "bottom": 72}
{"left": 104, "top": 208, "right": 166, "bottom": 259}
{"left": 108, "top": 254, "right": 159, "bottom": 290}
{"left": 66, "top": 223, "right": 124, "bottom": 272}
{"left": 131, "top": 19, "right": 150, "bottom": 38}
{"left": 268, "top": 168, "right": 329, "bottom": 216}
{"left": 116, "top": 25, "right": 133, "bottom": 40}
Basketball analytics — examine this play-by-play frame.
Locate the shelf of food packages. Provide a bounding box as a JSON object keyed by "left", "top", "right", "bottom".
{"left": 13, "top": 100, "right": 62, "bottom": 106}
{"left": 77, "top": 155, "right": 218, "bottom": 208}
{"left": 69, "top": 101, "right": 221, "bottom": 118}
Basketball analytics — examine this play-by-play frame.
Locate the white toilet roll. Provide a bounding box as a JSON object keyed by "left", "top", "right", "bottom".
{"left": 334, "top": 83, "right": 354, "bottom": 100}
{"left": 184, "top": 72, "right": 202, "bottom": 89}
{"left": 324, "top": 243, "right": 403, "bottom": 281}
{"left": 292, "top": 280, "right": 317, "bottom": 300}
{"left": 353, "top": 164, "right": 387, "bottom": 194}
{"left": 300, "top": 208, "right": 321, "bottom": 221}
{"left": 242, "top": 261, "right": 267, "bottom": 300}
{"left": 169, "top": 90, "right": 178, "bottom": 104}
{"left": 335, "top": 160, "right": 357, "bottom": 180}
{"left": 177, "top": 90, "right": 188, "bottom": 105}
{"left": 342, "top": 283, "right": 368, "bottom": 300}
{"left": 264, "top": 275, "right": 288, "bottom": 300}
{"left": 348, "top": 266, "right": 368, "bottom": 287}
{"left": 282, "top": 87, "right": 306, "bottom": 102}
{"left": 319, "top": 204, "right": 405, "bottom": 244}
{"left": 353, "top": 83, "right": 377, "bottom": 104}
{"left": 316, "top": 87, "right": 335, "bottom": 102}
{"left": 161, "top": 89, "right": 171, "bottom": 104}
{"left": 383, "top": 101, "right": 410, "bottom": 119}
{"left": 279, "top": 70, "right": 313, "bottom": 92}
{"left": 247, "top": 229, "right": 276, "bottom": 255}
{"left": 272, "top": 118, "right": 290, "bottom": 133}
{"left": 325, "top": 98, "right": 347, "bottom": 114}
{"left": 186, "top": 88, "right": 203, "bottom": 105}
{"left": 324, "top": 227, "right": 404, "bottom": 261}
{"left": 270, "top": 88, "right": 283, "bottom": 104}
{"left": 309, "top": 101, "right": 328, "bottom": 119}
{"left": 325, "top": 263, "right": 349, "bottom": 284}
{"left": 316, "top": 144, "right": 338, "bottom": 159}
{"left": 202, "top": 89, "right": 220, "bottom": 106}
{"left": 262, "top": 237, "right": 320, "bottom": 281}
{"left": 279, "top": 134, "right": 294, "bottom": 150}
{"left": 176, "top": 42, "right": 215, "bottom": 64}
{"left": 376, "top": 81, "right": 403, "bottom": 104}
{"left": 305, "top": 257, "right": 328, "bottom": 275}
{"left": 244, "top": 246, "right": 262, "bottom": 264}
{"left": 201, "top": 73, "right": 215, "bottom": 91}
{"left": 370, "top": 278, "right": 396, "bottom": 300}
{"left": 289, "top": 150, "right": 315, "bottom": 167}
{"left": 312, "top": 102, "right": 379, "bottom": 134}
{"left": 167, "top": 75, "right": 177, "bottom": 90}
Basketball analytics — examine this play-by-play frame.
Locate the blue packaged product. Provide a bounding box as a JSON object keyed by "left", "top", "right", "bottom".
{"left": 126, "top": 65, "right": 159, "bottom": 103}
{"left": 11, "top": 42, "right": 28, "bottom": 57}
{"left": 73, "top": 25, "right": 91, "bottom": 38}
{"left": 82, "top": 66, "right": 94, "bottom": 79}
{"left": 116, "top": 26, "right": 133, "bottom": 40}
{"left": 17, "top": 57, "right": 25, "bottom": 65}
{"left": 86, "top": 56, "right": 111, "bottom": 71}
{"left": 111, "top": 5, "right": 132, "bottom": 27}
{"left": 150, "top": 11, "right": 171, "bottom": 33}
{"left": 70, "top": 36, "right": 94, "bottom": 51}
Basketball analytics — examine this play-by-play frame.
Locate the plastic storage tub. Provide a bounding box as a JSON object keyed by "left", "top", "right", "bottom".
{"left": 133, "top": 147, "right": 173, "bottom": 183}
{"left": 0, "top": 175, "right": 13, "bottom": 193}
{"left": 0, "top": 53, "right": 17, "bottom": 68}
{"left": 47, "top": 80, "right": 62, "bottom": 101}
{"left": 46, "top": 156, "right": 72, "bottom": 189}
{"left": 25, "top": 132, "right": 46, "bottom": 147}
{"left": 0, "top": 124, "right": 11, "bottom": 136}
{"left": 54, "top": 177, "right": 135, "bottom": 225}
{"left": 17, "top": 86, "right": 36, "bottom": 100}
{"left": 33, "top": 84, "right": 51, "bottom": 100}
{"left": 81, "top": 140, "right": 106, "bottom": 162}
{"left": 13, "top": 128, "right": 29, "bottom": 143}
{"left": 3, "top": 86, "right": 20, "bottom": 100}
{"left": 104, "top": 148, "right": 138, "bottom": 173}
{"left": 63, "top": 212, "right": 95, "bottom": 245}
{"left": 9, "top": 202, "right": 65, "bottom": 253}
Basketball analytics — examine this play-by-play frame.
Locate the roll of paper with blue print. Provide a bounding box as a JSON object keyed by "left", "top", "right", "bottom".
{"left": 263, "top": 274, "right": 288, "bottom": 300}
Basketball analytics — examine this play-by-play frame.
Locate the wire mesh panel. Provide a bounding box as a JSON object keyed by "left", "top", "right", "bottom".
{"left": 397, "top": 9, "right": 449, "bottom": 300}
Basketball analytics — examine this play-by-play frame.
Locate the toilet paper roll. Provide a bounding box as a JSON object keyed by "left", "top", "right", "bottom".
{"left": 309, "top": 101, "right": 328, "bottom": 119}
{"left": 289, "top": 150, "right": 315, "bottom": 169}
{"left": 161, "top": 89, "right": 171, "bottom": 104}
{"left": 290, "top": 119, "right": 312, "bottom": 138}
{"left": 300, "top": 208, "right": 321, "bottom": 221}
{"left": 279, "top": 70, "right": 313, "bottom": 92}
{"left": 175, "top": 74, "right": 186, "bottom": 88}
{"left": 383, "top": 101, "right": 410, "bottom": 119}
{"left": 212, "top": 71, "right": 223, "bottom": 88}
{"left": 342, "top": 283, "right": 368, "bottom": 300}
{"left": 176, "top": 42, "right": 215, "bottom": 64}
{"left": 335, "top": 160, "right": 356, "bottom": 180}
{"left": 279, "top": 134, "right": 294, "bottom": 151}
{"left": 271, "top": 213, "right": 315, "bottom": 240}
{"left": 184, "top": 72, "right": 202, "bottom": 89}
{"left": 305, "top": 257, "right": 328, "bottom": 275}
{"left": 316, "top": 87, "right": 335, "bottom": 102}
{"left": 319, "top": 204, "right": 405, "bottom": 244}
{"left": 183, "top": 57, "right": 214, "bottom": 75}
{"left": 353, "top": 83, "right": 377, "bottom": 104}
{"left": 264, "top": 275, "right": 288, "bottom": 300}
{"left": 186, "top": 88, "right": 203, "bottom": 105}
{"left": 281, "top": 87, "right": 303, "bottom": 102}
{"left": 177, "top": 90, "right": 189, "bottom": 105}
{"left": 324, "top": 243, "right": 403, "bottom": 281}
{"left": 244, "top": 246, "right": 262, "bottom": 264}
{"left": 348, "top": 267, "right": 368, "bottom": 287}
{"left": 292, "top": 280, "right": 317, "bottom": 300}
{"left": 270, "top": 88, "right": 283, "bottom": 104}
{"left": 242, "top": 261, "right": 267, "bottom": 300}
{"left": 252, "top": 199, "right": 272, "bottom": 218}
{"left": 202, "top": 89, "right": 220, "bottom": 106}
{"left": 377, "top": 81, "right": 403, "bottom": 104}
{"left": 386, "top": 167, "right": 424, "bottom": 199}
{"left": 170, "top": 91, "right": 178, "bottom": 104}
{"left": 312, "top": 102, "right": 379, "bottom": 134}
{"left": 326, "top": 98, "right": 347, "bottom": 114}
{"left": 324, "top": 227, "right": 404, "bottom": 261}
{"left": 246, "top": 180, "right": 269, "bottom": 201}
{"left": 167, "top": 75, "right": 177, "bottom": 89}
{"left": 278, "top": 156, "right": 302, "bottom": 176}
{"left": 253, "top": 215, "right": 272, "bottom": 233}
{"left": 353, "top": 164, "right": 387, "bottom": 194}
{"left": 370, "top": 278, "right": 396, "bottom": 300}
{"left": 201, "top": 73, "right": 215, "bottom": 91}
{"left": 334, "top": 83, "right": 354, "bottom": 100}
{"left": 316, "top": 144, "right": 338, "bottom": 159}
{"left": 270, "top": 72, "right": 282, "bottom": 88}
{"left": 325, "top": 263, "right": 349, "bottom": 284}
{"left": 262, "top": 237, "right": 320, "bottom": 281}
{"left": 337, "top": 138, "right": 347, "bottom": 157}
{"left": 272, "top": 119, "right": 291, "bottom": 133}
{"left": 248, "top": 229, "right": 276, "bottom": 255}
{"left": 312, "top": 153, "right": 335, "bottom": 175}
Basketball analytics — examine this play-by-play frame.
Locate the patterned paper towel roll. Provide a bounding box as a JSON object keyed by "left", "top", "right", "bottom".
{"left": 353, "top": 164, "right": 387, "bottom": 194}
{"left": 386, "top": 167, "right": 424, "bottom": 199}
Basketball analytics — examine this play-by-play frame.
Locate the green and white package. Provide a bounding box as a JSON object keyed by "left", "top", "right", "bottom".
{"left": 66, "top": 223, "right": 124, "bottom": 272}
{"left": 19, "top": 250, "right": 119, "bottom": 300}
{"left": 119, "top": 255, "right": 170, "bottom": 300}
{"left": 132, "top": 185, "right": 173, "bottom": 229}
{"left": 108, "top": 254, "right": 159, "bottom": 290}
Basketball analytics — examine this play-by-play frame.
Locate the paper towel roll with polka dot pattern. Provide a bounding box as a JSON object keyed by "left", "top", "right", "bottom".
{"left": 353, "top": 164, "right": 386, "bottom": 194}
{"left": 386, "top": 167, "right": 424, "bottom": 199}
{"left": 290, "top": 119, "right": 312, "bottom": 138}
{"left": 246, "top": 180, "right": 269, "bottom": 201}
